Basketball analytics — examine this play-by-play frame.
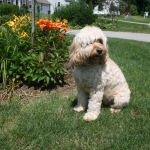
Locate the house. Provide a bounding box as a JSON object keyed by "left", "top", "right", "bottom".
{"left": 0, "top": 0, "right": 31, "bottom": 8}
{"left": 35, "top": 0, "right": 51, "bottom": 14}
{"left": 47, "top": 0, "right": 70, "bottom": 14}
{"left": 0, "top": 0, "right": 70, "bottom": 14}
{"left": 35, "top": 0, "right": 70, "bottom": 14}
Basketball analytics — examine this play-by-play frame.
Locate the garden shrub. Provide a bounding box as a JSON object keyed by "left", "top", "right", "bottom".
{"left": 130, "top": 5, "right": 138, "bottom": 16}
{"left": 0, "top": 15, "right": 13, "bottom": 25}
{"left": 92, "top": 18, "right": 117, "bottom": 29}
{"left": 92, "top": 22, "right": 116, "bottom": 29}
{"left": 0, "top": 3, "right": 20, "bottom": 16}
{"left": 52, "top": 1, "right": 98, "bottom": 26}
{"left": 0, "top": 15, "right": 70, "bottom": 89}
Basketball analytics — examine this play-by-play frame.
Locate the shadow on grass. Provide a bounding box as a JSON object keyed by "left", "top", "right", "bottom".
{"left": 70, "top": 97, "right": 77, "bottom": 108}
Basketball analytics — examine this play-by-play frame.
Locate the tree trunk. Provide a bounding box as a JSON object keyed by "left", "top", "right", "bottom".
{"left": 31, "top": 0, "right": 36, "bottom": 49}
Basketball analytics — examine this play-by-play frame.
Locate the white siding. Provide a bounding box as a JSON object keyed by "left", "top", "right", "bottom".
{"left": 36, "top": 3, "right": 50, "bottom": 14}
{"left": 47, "top": 0, "right": 69, "bottom": 14}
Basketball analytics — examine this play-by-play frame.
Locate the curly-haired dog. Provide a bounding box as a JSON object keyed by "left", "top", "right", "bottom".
{"left": 69, "top": 26, "right": 130, "bottom": 121}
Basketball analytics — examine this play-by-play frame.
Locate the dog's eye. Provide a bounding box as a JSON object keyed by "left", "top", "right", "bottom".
{"left": 97, "top": 39, "right": 103, "bottom": 44}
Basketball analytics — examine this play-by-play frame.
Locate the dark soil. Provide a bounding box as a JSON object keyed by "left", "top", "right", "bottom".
{"left": 0, "top": 64, "right": 77, "bottom": 102}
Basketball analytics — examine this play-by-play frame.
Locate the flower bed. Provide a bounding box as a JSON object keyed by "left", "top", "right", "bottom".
{"left": 0, "top": 14, "right": 70, "bottom": 90}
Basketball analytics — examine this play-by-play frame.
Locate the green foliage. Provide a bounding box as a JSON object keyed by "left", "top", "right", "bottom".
{"left": 145, "top": 0, "right": 150, "bottom": 12}
{"left": 92, "top": 21, "right": 116, "bottom": 29}
{"left": 0, "top": 3, "right": 20, "bottom": 16}
{"left": 92, "top": 18, "right": 117, "bottom": 29}
{"left": 0, "top": 15, "right": 13, "bottom": 26}
{"left": 19, "top": 6, "right": 29, "bottom": 15}
{"left": 0, "top": 24, "right": 31, "bottom": 88}
{"left": 19, "top": 25, "right": 70, "bottom": 85}
{"left": 52, "top": 1, "right": 98, "bottom": 26}
{"left": 130, "top": 5, "right": 138, "bottom": 15}
{"left": 36, "top": 5, "right": 41, "bottom": 20}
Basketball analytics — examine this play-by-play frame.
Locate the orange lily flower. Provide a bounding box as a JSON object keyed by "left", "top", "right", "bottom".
{"left": 63, "top": 27, "right": 69, "bottom": 32}
{"left": 39, "top": 24, "right": 46, "bottom": 31}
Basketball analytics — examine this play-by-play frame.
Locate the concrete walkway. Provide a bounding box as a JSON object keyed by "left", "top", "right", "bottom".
{"left": 67, "top": 30, "right": 150, "bottom": 43}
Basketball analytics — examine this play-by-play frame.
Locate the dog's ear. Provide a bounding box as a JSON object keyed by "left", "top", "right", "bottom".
{"left": 69, "top": 40, "right": 83, "bottom": 67}
{"left": 98, "top": 36, "right": 108, "bottom": 65}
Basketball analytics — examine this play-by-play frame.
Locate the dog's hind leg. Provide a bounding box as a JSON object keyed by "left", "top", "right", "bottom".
{"left": 110, "top": 90, "right": 130, "bottom": 114}
{"left": 74, "top": 91, "right": 89, "bottom": 112}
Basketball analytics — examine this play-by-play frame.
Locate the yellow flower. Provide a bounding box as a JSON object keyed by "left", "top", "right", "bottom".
{"left": 21, "top": 31, "right": 28, "bottom": 37}
{"left": 12, "top": 28, "right": 15, "bottom": 32}
{"left": 62, "top": 19, "right": 68, "bottom": 24}
{"left": 20, "top": 15, "right": 26, "bottom": 21}
{"left": 6, "top": 21, "right": 14, "bottom": 27}
{"left": 13, "top": 14, "right": 19, "bottom": 22}
{"left": 56, "top": 18, "right": 60, "bottom": 23}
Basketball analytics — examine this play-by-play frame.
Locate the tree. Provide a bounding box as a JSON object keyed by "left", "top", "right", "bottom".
{"left": 109, "top": 1, "right": 118, "bottom": 20}
{"left": 122, "top": 0, "right": 150, "bottom": 15}
{"left": 65, "top": 0, "right": 76, "bottom": 2}
{"left": 118, "top": 0, "right": 128, "bottom": 14}
{"left": 84, "top": 0, "right": 105, "bottom": 9}
{"left": 136, "top": 0, "right": 150, "bottom": 15}
{"left": 130, "top": 4, "right": 138, "bottom": 15}
{"left": 31, "top": 0, "right": 35, "bottom": 48}
{"left": 145, "top": 0, "right": 150, "bottom": 12}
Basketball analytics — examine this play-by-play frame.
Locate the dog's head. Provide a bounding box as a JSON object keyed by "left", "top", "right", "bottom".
{"left": 69, "top": 26, "right": 108, "bottom": 67}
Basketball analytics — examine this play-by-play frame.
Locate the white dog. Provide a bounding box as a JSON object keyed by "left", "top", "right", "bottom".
{"left": 69, "top": 26, "right": 130, "bottom": 121}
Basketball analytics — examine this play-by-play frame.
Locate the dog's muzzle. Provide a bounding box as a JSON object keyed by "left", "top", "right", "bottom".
{"left": 91, "top": 49, "right": 103, "bottom": 61}
{"left": 96, "top": 48, "right": 102, "bottom": 54}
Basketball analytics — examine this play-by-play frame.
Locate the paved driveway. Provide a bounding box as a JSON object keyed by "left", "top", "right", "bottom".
{"left": 67, "top": 30, "right": 150, "bottom": 42}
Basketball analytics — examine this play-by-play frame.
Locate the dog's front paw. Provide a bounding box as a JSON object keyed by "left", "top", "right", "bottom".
{"left": 110, "top": 108, "right": 121, "bottom": 114}
{"left": 74, "top": 106, "right": 85, "bottom": 112}
{"left": 83, "top": 113, "right": 98, "bottom": 121}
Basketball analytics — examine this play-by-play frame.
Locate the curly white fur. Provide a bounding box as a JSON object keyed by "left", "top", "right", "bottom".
{"left": 69, "top": 26, "right": 130, "bottom": 121}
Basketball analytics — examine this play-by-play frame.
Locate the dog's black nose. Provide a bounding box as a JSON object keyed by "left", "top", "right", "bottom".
{"left": 96, "top": 49, "right": 102, "bottom": 54}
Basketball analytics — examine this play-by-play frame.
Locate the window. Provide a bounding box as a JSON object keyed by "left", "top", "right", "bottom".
{"left": 29, "top": 0, "right": 32, "bottom": 8}
{"left": 58, "top": 2, "right": 60, "bottom": 7}
{"left": 7, "top": 0, "right": 11, "bottom": 4}
{"left": 22, "top": 0, "right": 26, "bottom": 6}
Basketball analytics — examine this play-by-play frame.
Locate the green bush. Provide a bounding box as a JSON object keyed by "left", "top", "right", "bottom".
{"left": 19, "top": 6, "right": 29, "bottom": 15}
{"left": 0, "top": 15, "right": 13, "bottom": 25}
{"left": 0, "top": 3, "right": 20, "bottom": 16}
{"left": 130, "top": 5, "right": 138, "bottom": 16}
{"left": 52, "top": 1, "right": 98, "bottom": 26}
{"left": 92, "top": 22, "right": 116, "bottom": 29}
{"left": 0, "top": 24, "right": 31, "bottom": 88}
{"left": 92, "top": 18, "right": 117, "bottom": 29}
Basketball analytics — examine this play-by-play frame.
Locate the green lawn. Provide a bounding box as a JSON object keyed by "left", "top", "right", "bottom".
{"left": 99, "top": 15, "right": 150, "bottom": 33}
{"left": 109, "top": 21, "right": 150, "bottom": 33}
{"left": 115, "top": 15, "right": 150, "bottom": 23}
{"left": 114, "top": 15, "right": 150, "bottom": 33}
{"left": 1, "top": 38, "right": 150, "bottom": 149}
